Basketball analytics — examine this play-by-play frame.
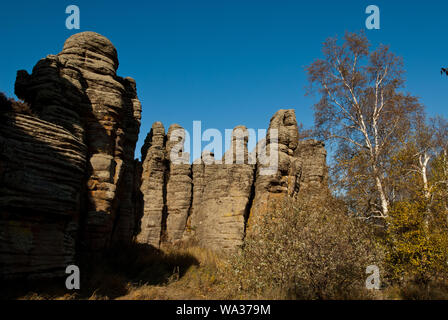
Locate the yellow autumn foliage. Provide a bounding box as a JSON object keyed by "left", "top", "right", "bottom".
{"left": 384, "top": 201, "right": 448, "bottom": 284}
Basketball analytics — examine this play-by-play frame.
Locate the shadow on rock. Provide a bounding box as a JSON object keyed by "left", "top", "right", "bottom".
{"left": 0, "top": 242, "right": 199, "bottom": 300}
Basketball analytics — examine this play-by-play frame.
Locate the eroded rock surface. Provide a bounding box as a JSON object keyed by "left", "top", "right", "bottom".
{"left": 137, "top": 123, "right": 193, "bottom": 246}
{"left": 0, "top": 32, "right": 328, "bottom": 279}
{"left": 137, "top": 122, "right": 167, "bottom": 247}
{"left": 184, "top": 127, "right": 255, "bottom": 252}
{"left": 0, "top": 32, "right": 142, "bottom": 278}
{"left": 247, "top": 109, "right": 302, "bottom": 233}
{"left": 165, "top": 124, "right": 192, "bottom": 243}
{"left": 56, "top": 32, "right": 141, "bottom": 250}
{"left": 294, "top": 139, "right": 327, "bottom": 199}
{"left": 0, "top": 112, "right": 86, "bottom": 278}
{"left": 136, "top": 110, "right": 328, "bottom": 253}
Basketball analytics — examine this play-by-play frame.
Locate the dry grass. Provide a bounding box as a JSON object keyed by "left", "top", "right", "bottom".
{"left": 0, "top": 241, "right": 232, "bottom": 300}
{"left": 116, "top": 243, "right": 233, "bottom": 300}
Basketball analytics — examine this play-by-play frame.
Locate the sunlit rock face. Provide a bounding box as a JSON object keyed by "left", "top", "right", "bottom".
{"left": 137, "top": 122, "right": 168, "bottom": 247}
{"left": 165, "top": 124, "right": 193, "bottom": 244}
{"left": 56, "top": 32, "right": 142, "bottom": 250}
{"left": 183, "top": 126, "right": 255, "bottom": 253}
{"left": 247, "top": 109, "right": 302, "bottom": 235}
{"left": 136, "top": 110, "right": 328, "bottom": 253}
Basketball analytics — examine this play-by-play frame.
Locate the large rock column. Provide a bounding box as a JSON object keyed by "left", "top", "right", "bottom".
{"left": 165, "top": 124, "right": 192, "bottom": 243}
{"left": 56, "top": 32, "right": 142, "bottom": 250}
{"left": 247, "top": 109, "right": 301, "bottom": 233}
{"left": 1, "top": 31, "right": 143, "bottom": 279}
{"left": 136, "top": 122, "right": 167, "bottom": 247}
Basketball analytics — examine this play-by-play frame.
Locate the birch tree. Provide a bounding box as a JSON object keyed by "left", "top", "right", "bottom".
{"left": 390, "top": 116, "right": 448, "bottom": 204}
{"left": 307, "top": 32, "right": 422, "bottom": 219}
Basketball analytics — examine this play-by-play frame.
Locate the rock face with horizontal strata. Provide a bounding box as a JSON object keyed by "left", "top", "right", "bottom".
{"left": 137, "top": 122, "right": 167, "bottom": 247}
{"left": 185, "top": 126, "right": 255, "bottom": 252}
{"left": 137, "top": 123, "right": 194, "bottom": 246}
{"left": 56, "top": 32, "right": 142, "bottom": 250}
{"left": 0, "top": 111, "right": 87, "bottom": 278}
{"left": 0, "top": 32, "right": 328, "bottom": 279}
{"left": 247, "top": 109, "right": 302, "bottom": 234}
{"left": 294, "top": 139, "right": 327, "bottom": 199}
{"left": 0, "top": 31, "right": 142, "bottom": 278}
{"left": 165, "top": 124, "right": 192, "bottom": 243}
{"left": 136, "top": 111, "right": 328, "bottom": 253}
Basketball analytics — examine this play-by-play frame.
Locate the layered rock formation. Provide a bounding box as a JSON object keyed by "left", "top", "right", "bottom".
{"left": 247, "top": 109, "right": 302, "bottom": 233}
{"left": 294, "top": 139, "right": 328, "bottom": 198}
{"left": 165, "top": 125, "right": 192, "bottom": 243}
{"left": 0, "top": 32, "right": 141, "bottom": 278}
{"left": 136, "top": 122, "right": 167, "bottom": 247}
{"left": 0, "top": 111, "right": 86, "bottom": 278}
{"left": 136, "top": 110, "right": 328, "bottom": 253}
{"left": 137, "top": 123, "right": 193, "bottom": 247}
{"left": 0, "top": 32, "right": 328, "bottom": 279}
{"left": 55, "top": 32, "right": 142, "bottom": 250}
{"left": 185, "top": 127, "right": 255, "bottom": 252}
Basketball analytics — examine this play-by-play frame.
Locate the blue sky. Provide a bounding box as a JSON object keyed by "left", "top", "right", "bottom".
{"left": 1, "top": 0, "right": 447, "bottom": 160}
